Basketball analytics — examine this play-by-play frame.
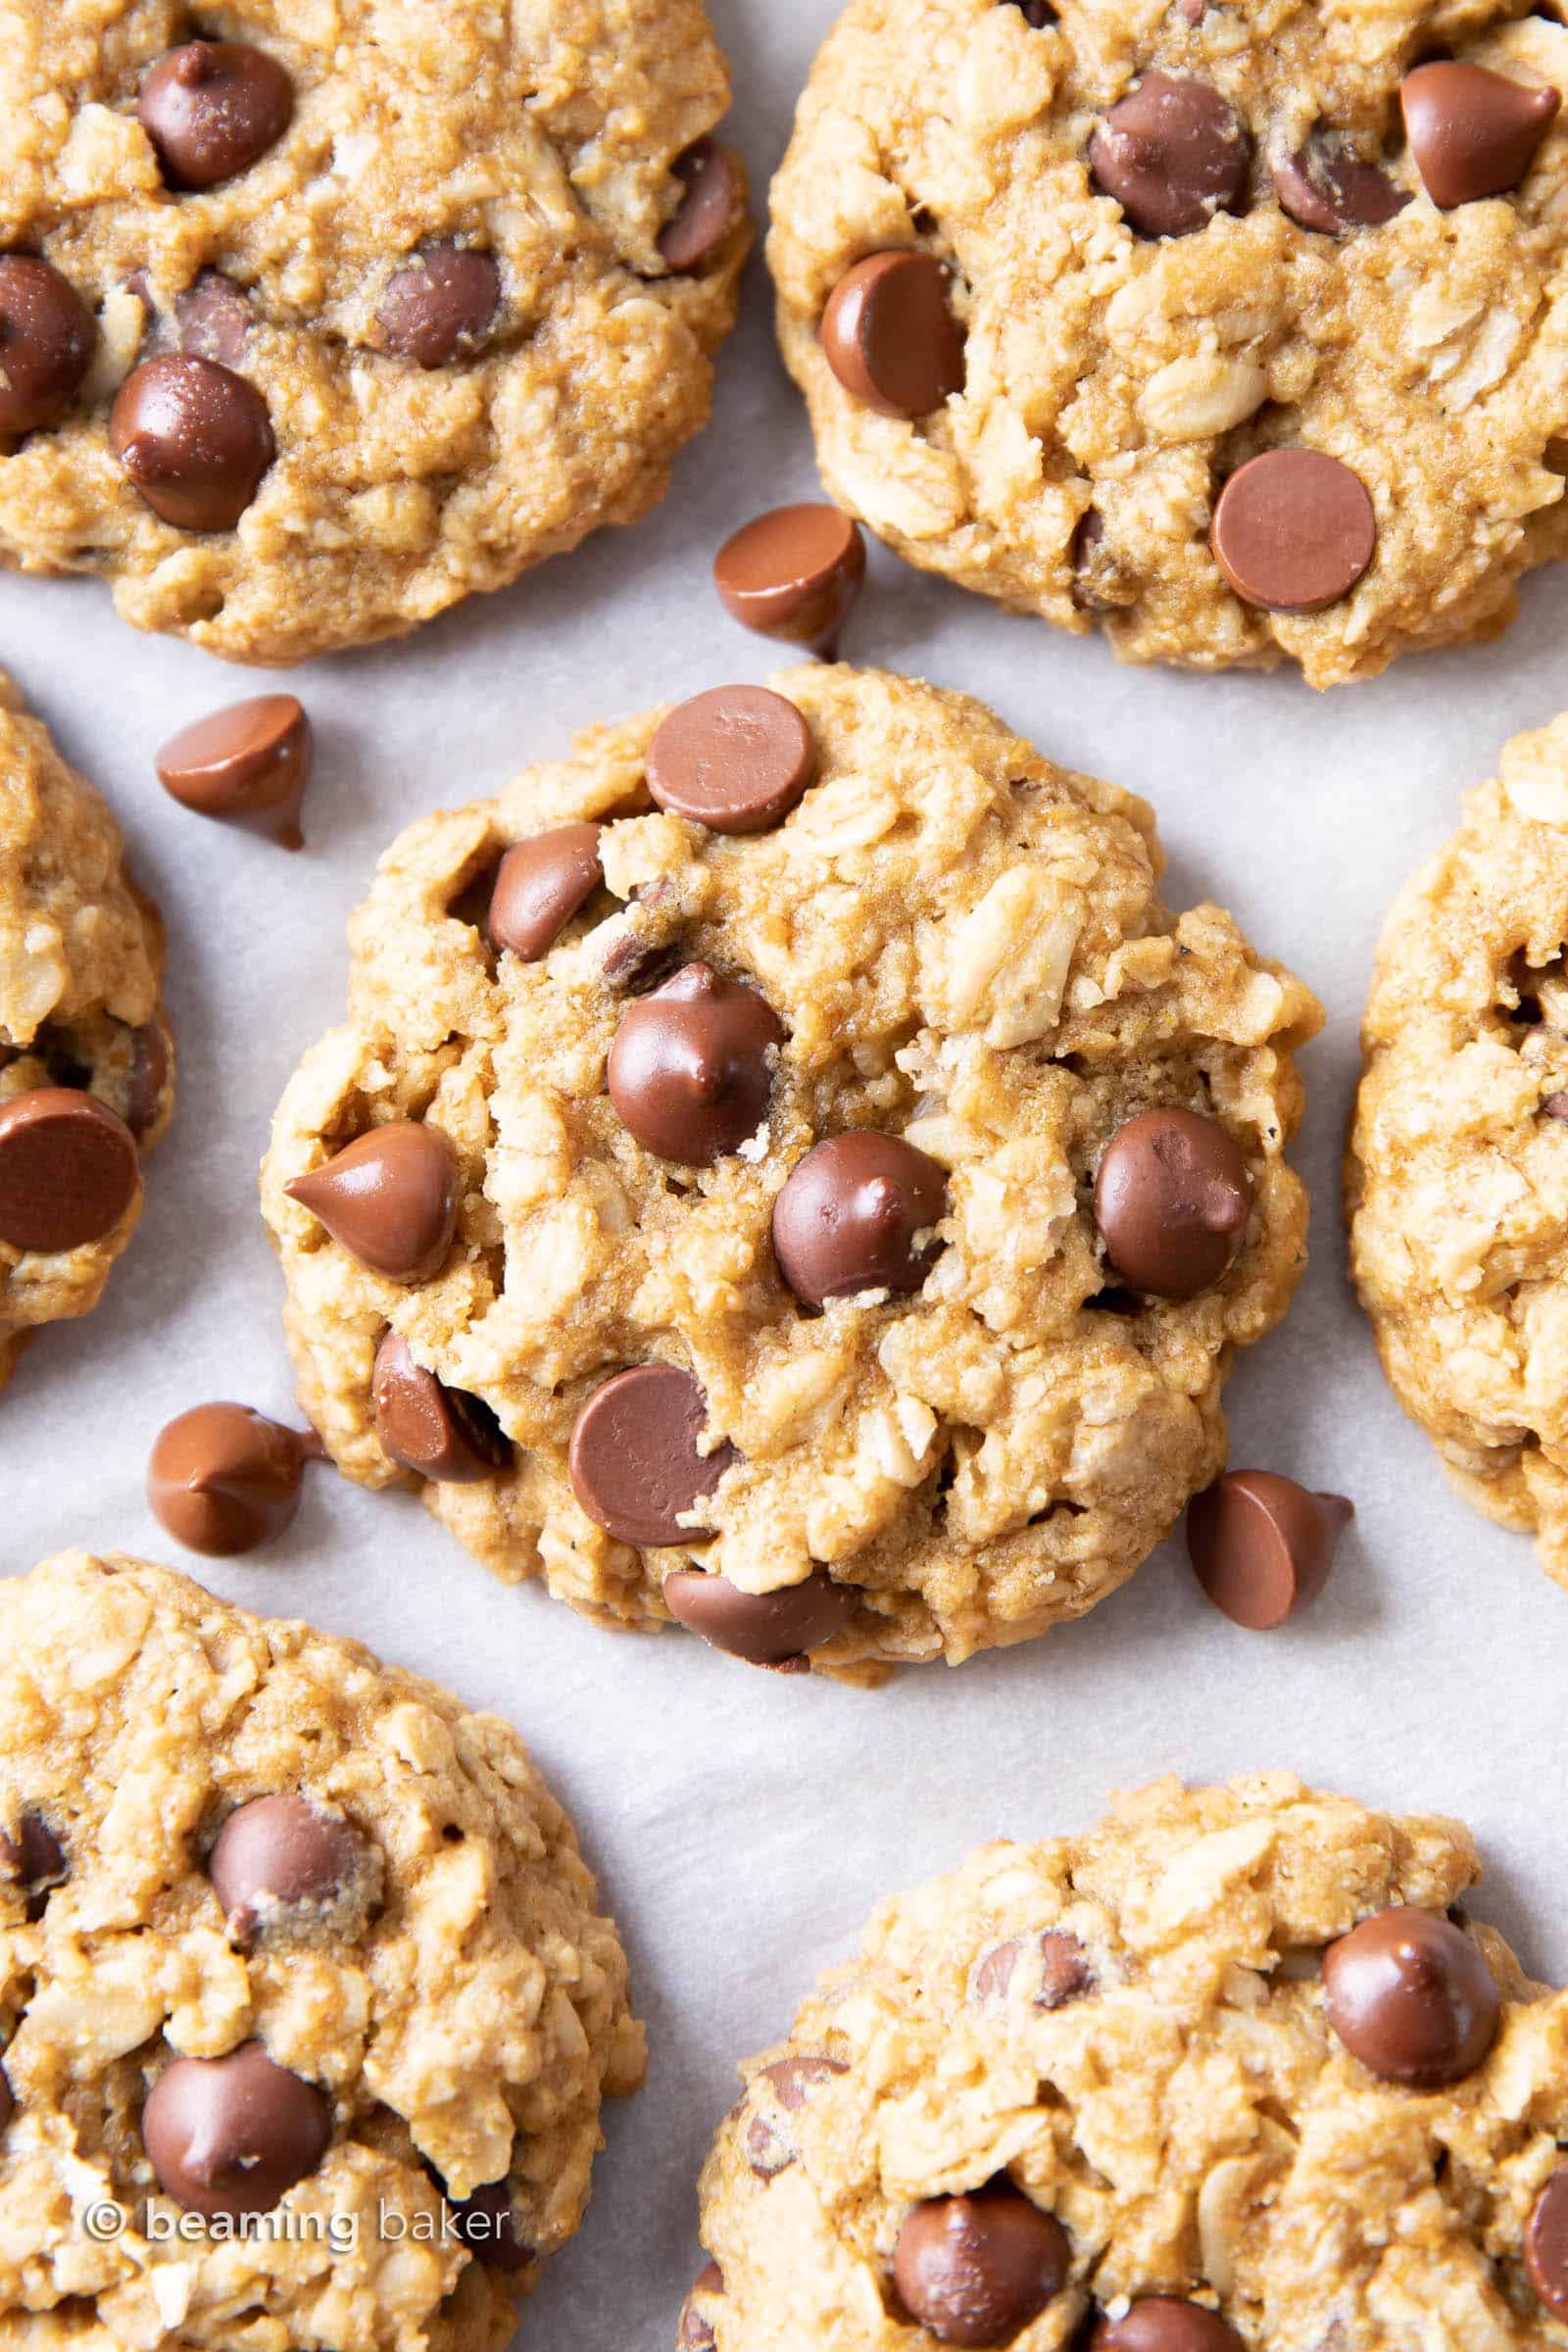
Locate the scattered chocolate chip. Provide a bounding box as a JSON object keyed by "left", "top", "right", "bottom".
{"left": 1070, "top": 507, "right": 1115, "bottom": 612}
{"left": 142, "top": 2041, "right": 331, "bottom": 2218}
{"left": 487, "top": 824, "right": 603, "bottom": 959}
{"left": 148, "top": 1404, "right": 321, "bottom": 1557}
{"left": 1089, "top": 74, "right": 1251, "bottom": 237}
{"left": 663, "top": 1567, "right": 853, "bottom": 1665}
{"left": 1401, "top": 61, "right": 1560, "bottom": 208}
{"left": 1544, "top": 1091, "right": 1568, "bottom": 1119}
{"left": 1210, "top": 446, "right": 1376, "bottom": 611}
{"left": 744, "top": 2054, "right": 848, "bottom": 2177}
{"left": 1094, "top": 1107, "right": 1250, "bottom": 1299}
{"left": 972, "top": 1929, "right": 1094, "bottom": 2009}
{"left": 818, "top": 251, "right": 966, "bottom": 419}
{"left": 659, "top": 140, "right": 744, "bottom": 270}
{"left": 138, "top": 40, "right": 293, "bottom": 189}
{"left": 771, "top": 1131, "right": 947, "bottom": 1309}
{"left": 0, "top": 1814, "right": 68, "bottom": 1919}
{"left": 1321, "top": 1906, "right": 1500, "bottom": 2086}
{"left": 0, "top": 2069, "right": 13, "bottom": 2132}
{"left": 609, "top": 962, "right": 785, "bottom": 1164}
{"left": 1186, "top": 1470, "right": 1351, "bottom": 1629}
{"left": 0, "top": 255, "right": 94, "bottom": 435}
{"left": 371, "top": 1330, "right": 510, "bottom": 1482}
{"left": 376, "top": 245, "right": 501, "bottom": 367}
{"left": 1271, "top": 128, "right": 1409, "bottom": 233}
{"left": 1090, "top": 2299, "right": 1247, "bottom": 2351}
{"left": 712, "top": 505, "right": 866, "bottom": 657}
{"left": 176, "top": 270, "right": 252, "bottom": 368}
{"left": 441, "top": 2176, "right": 532, "bottom": 2273}
{"left": 1526, "top": 2168, "right": 1568, "bottom": 2322}
{"left": 678, "top": 2262, "right": 725, "bottom": 2351}
{"left": 1014, "top": 0, "right": 1057, "bottom": 23}
{"left": 110, "top": 354, "right": 274, "bottom": 532}
{"left": 893, "top": 2182, "right": 1070, "bottom": 2346}
{"left": 0, "top": 1087, "right": 141, "bottom": 1253}
{"left": 285, "top": 1122, "right": 460, "bottom": 1283}
{"left": 209, "top": 1794, "right": 371, "bottom": 1944}
{"left": 647, "top": 686, "right": 818, "bottom": 835}
{"left": 568, "top": 1363, "right": 737, "bottom": 1546}
{"left": 154, "top": 694, "right": 312, "bottom": 849}
{"left": 124, "top": 1023, "right": 172, "bottom": 1141}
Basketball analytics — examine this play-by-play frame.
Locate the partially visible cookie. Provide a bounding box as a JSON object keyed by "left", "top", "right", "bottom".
{"left": 0, "top": 1549, "right": 645, "bottom": 2349}
{"left": 1349, "top": 712, "right": 1568, "bottom": 1590}
{"left": 0, "top": 0, "right": 748, "bottom": 663}
{"left": 688, "top": 1773, "right": 1568, "bottom": 2348}
{"left": 262, "top": 662, "right": 1319, "bottom": 1682}
{"left": 0, "top": 675, "right": 172, "bottom": 1392}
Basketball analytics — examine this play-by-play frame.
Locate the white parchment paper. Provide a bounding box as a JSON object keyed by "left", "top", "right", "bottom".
{"left": 6, "top": 3, "right": 1568, "bottom": 2339}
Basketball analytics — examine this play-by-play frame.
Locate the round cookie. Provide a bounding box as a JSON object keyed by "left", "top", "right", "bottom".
{"left": 1348, "top": 710, "right": 1568, "bottom": 1591}
{"left": 686, "top": 1773, "right": 1568, "bottom": 2348}
{"left": 0, "top": 1549, "right": 644, "bottom": 2349}
{"left": 0, "top": 674, "right": 172, "bottom": 1393}
{"left": 261, "top": 662, "right": 1319, "bottom": 1681}
{"left": 768, "top": 0, "right": 1568, "bottom": 688}
{"left": 0, "top": 0, "right": 748, "bottom": 664}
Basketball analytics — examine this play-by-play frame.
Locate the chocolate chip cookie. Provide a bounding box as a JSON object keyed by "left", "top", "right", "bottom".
{"left": 261, "top": 663, "right": 1318, "bottom": 1682}
{"left": 1348, "top": 710, "right": 1568, "bottom": 1592}
{"left": 0, "top": 0, "right": 748, "bottom": 663}
{"left": 0, "top": 1549, "right": 644, "bottom": 2348}
{"left": 0, "top": 673, "right": 172, "bottom": 1393}
{"left": 769, "top": 0, "right": 1568, "bottom": 687}
{"left": 685, "top": 1773, "right": 1568, "bottom": 2349}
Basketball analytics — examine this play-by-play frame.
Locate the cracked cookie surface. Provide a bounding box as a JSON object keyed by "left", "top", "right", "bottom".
{"left": 769, "top": 0, "right": 1568, "bottom": 687}
{"left": 1349, "top": 711, "right": 1568, "bottom": 1592}
{"left": 688, "top": 1773, "right": 1568, "bottom": 2350}
{"left": 0, "top": 673, "right": 172, "bottom": 1393}
{"left": 0, "top": 0, "right": 748, "bottom": 663}
{"left": 0, "top": 1549, "right": 644, "bottom": 2352}
{"left": 262, "top": 662, "right": 1318, "bottom": 1682}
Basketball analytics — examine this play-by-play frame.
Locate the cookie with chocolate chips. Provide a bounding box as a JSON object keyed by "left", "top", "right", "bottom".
{"left": 0, "top": 0, "right": 749, "bottom": 662}
{"left": 770, "top": 0, "right": 1568, "bottom": 686}
{"left": 689, "top": 1774, "right": 1568, "bottom": 2349}
{"left": 0, "top": 673, "right": 172, "bottom": 1393}
{"left": 263, "top": 663, "right": 1317, "bottom": 1682}
{"left": 0, "top": 1549, "right": 644, "bottom": 2349}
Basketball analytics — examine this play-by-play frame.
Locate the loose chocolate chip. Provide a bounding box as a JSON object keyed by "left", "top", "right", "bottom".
{"left": 155, "top": 694, "right": 313, "bottom": 849}
{"left": 659, "top": 140, "right": 744, "bottom": 271}
{"left": 1272, "top": 127, "right": 1409, "bottom": 232}
{"left": 0, "top": 1087, "right": 141, "bottom": 1253}
{"left": 1526, "top": 2167, "right": 1568, "bottom": 2321}
{"left": 1210, "top": 447, "right": 1375, "bottom": 612}
{"left": 487, "top": 823, "right": 603, "bottom": 959}
{"left": 0, "top": 1814, "right": 68, "bottom": 1919}
{"left": 568, "top": 1363, "right": 737, "bottom": 1546}
{"left": 678, "top": 2262, "right": 725, "bottom": 2351}
{"left": 0, "top": 255, "right": 94, "bottom": 435}
{"left": 371, "top": 1330, "right": 510, "bottom": 1482}
{"left": 441, "top": 2177, "right": 532, "bottom": 2273}
{"left": 1401, "top": 61, "right": 1560, "bottom": 208}
{"left": 176, "top": 270, "right": 253, "bottom": 368}
{"left": 893, "top": 2183, "right": 1070, "bottom": 2346}
{"left": 377, "top": 245, "right": 501, "bottom": 367}
{"left": 772, "top": 1132, "right": 947, "bottom": 1309}
{"left": 285, "top": 1121, "right": 460, "bottom": 1283}
{"left": 138, "top": 41, "right": 293, "bottom": 189}
{"left": 647, "top": 686, "right": 818, "bottom": 835}
{"left": 110, "top": 354, "right": 274, "bottom": 532}
{"left": 1089, "top": 74, "right": 1251, "bottom": 237}
{"left": 1094, "top": 1107, "right": 1250, "bottom": 1299}
{"left": 744, "top": 2055, "right": 848, "bottom": 2177}
{"left": 1187, "top": 1470, "right": 1352, "bottom": 1630}
{"left": 124, "top": 1023, "right": 172, "bottom": 1141}
{"left": 209, "top": 1794, "right": 370, "bottom": 1943}
{"left": 148, "top": 1402, "right": 321, "bottom": 1556}
{"left": 712, "top": 505, "right": 866, "bottom": 657}
{"left": 818, "top": 251, "right": 966, "bottom": 419}
{"left": 663, "top": 1567, "right": 853, "bottom": 1665}
{"left": 1090, "top": 2299, "right": 1247, "bottom": 2351}
{"left": 608, "top": 962, "right": 785, "bottom": 1164}
{"left": 973, "top": 1930, "right": 1095, "bottom": 2009}
{"left": 142, "top": 2041, "right": 331, "bottom": 2218}
{"left": 1321, "top": 1906, "right": 1500, "bottom": 2086}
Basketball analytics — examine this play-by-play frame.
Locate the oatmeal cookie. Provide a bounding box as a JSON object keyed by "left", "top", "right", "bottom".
{"left": 769, "top": 0, "right": 1568, "bottom": 688}
{"left": 261, "top": 663, "right": 1318, "bottom": 1682}
{"left": 0, "top": 1548, "right": 645, "bottom": 2351}
{"left": 0, "top": 673, "right": 172, "bottom": 1393}
{"left": 1348, "top": 710, "right": 1568, "bottom": 1591}
{"left": 685, "top": 1773, "right": 1568, "bottom": 2350}
{"left": 0, "top": 0, "right": 748, "bottom": 663}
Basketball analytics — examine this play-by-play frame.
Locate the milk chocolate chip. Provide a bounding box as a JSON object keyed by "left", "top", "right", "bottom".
{"left": 663, "top": 1567, "right": 853, "bottom": 1665}
{"left": 1089, "top": 74, "right": 1251, "bottom": 237}
{"left": 285, "top": 1122, "right": 460, "bottom": 1282}
{"left": 659, "top": 140, "right": 744, "bottom": 271}
{"left": 377, "top": 245, "right": 501, "bottom": 367}
{"left": 1210, "top": 448, "right": 1375, "bottom": 612}
{"left": 110, "top": 354, "right": 273, "bottom": 531}
{"left": 772, "top": 1131, "right": 947, "bottom": 1308}
{"left": 1526, "top": 2168, "right": 1568, "bottom": 2322}
{"left": 568, "top": 1363, "right": 737, "bottom": 1546}
{"left": 0, "top": 1088, "right": 140, "bottom": 1253}
{"left": 155, "top": 695, "right": 313, "bottom": 849}
{"left": 371, "top": 1331, "right": 510, "bottom": 1482}
{"left": 743, "top": 2055, "right": 848, "bottom": 2178}
{"left": 609, "top": 962, "right": 785, "bottom": 1164}
{"left": 1094, "top": 1107, "right": 1250, "bottom": 1298}
{"left": 1401, "top": 61, "right": 1560, "bottom": 208}
{"left": 148, "top": 1403, "right": 321, "bottom": 1556}
{"left": 647, "top": 686, "right": 817, "bottom": 834}
{"left": 1187, "top": 1470, "right": 1352, "bottom": 1629}
{"left": 208, "top": 1794, "right": 372, "bottom": 1943}
{"left": 0, "top": 256, "right": 94, "bottom": 435}
{"left": 487, "top": 824, "right": 603, "bottom": 959}
{"left": 678, "top": 2262, "right": 725, "bottom": 2351}
{"left": 1272, "top": 128, "right": 1408, "bottom": 232}
{"left": 139, "top": 40, "right": 292, "bottom": 188}
{"left": 441, "top": 2177, "right": 532, "bottom": 2273}
{"left": 893, "top": 2183, "right": 1070, "bottom": 2345}
{"left": 1321, "top": 1906, "right": 1500, "bottom": 2085}
{"left": 142, "top": 2042, "right": 331, "bottom": 2217}
{"left": 0, "top": 1814, "right": 68, "bottom": 1918}
{"left": 713, "top": 505, "right": 866, "bottom": 657}
{"left": 819, "top": 251, "right": 965, "bottom": 418}
{"left": 1090, "top": 2300, "right": 1247, "bottom": 2352}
